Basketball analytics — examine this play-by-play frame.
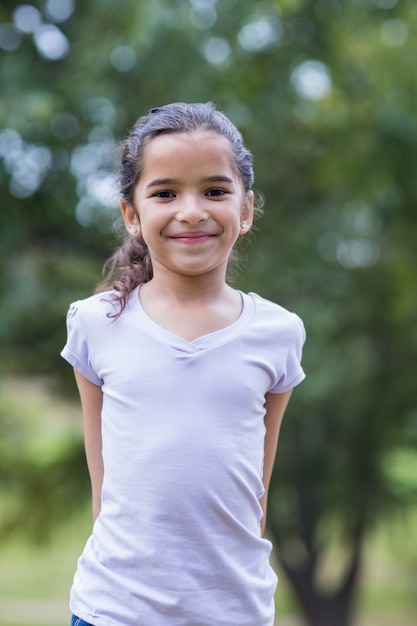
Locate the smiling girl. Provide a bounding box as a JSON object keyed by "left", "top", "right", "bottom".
{"left": 62, "top": 102, "right": 305, "bottom": 626}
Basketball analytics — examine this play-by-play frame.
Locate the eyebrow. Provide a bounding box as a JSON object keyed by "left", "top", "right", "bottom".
{"left": 146, "top": 175, "right": 235, "bottom": 189}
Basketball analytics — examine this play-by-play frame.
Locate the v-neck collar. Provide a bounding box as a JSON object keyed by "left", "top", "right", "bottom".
{"left": 127, "top": 285, "right": 255, "bottom": 353}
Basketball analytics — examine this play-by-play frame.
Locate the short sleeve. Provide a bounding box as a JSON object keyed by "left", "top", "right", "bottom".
{"left": 269, "top": 315, "right": 306, "bottom": 394}
{"left": 60, "top": 301, "right": 103, "bottom": 386}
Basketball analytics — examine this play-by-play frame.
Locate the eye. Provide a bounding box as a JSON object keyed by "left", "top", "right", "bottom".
{"left": 206, "top": 188, "right": 228, "bottom": 197}
{"left": 153, "top": 190, "right": 175, "bottom": 198}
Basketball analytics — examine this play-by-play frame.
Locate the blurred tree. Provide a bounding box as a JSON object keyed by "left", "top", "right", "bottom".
{"left": 0, "top": 382, "right": 90, "bottom": 543}
{"left": 1, "top": 0, "right": 416, "bottom": 624}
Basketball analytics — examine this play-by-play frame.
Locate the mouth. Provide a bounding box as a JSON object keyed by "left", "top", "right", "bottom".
{"left": 168, "top": 232, "right": 218, "bottom": 243}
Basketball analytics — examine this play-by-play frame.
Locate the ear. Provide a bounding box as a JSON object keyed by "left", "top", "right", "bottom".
{"left": 120, "top": 199, "right": 141, "bottom": 237}
{"left": 239, "top": 191, "right": 254, "bottom": 235}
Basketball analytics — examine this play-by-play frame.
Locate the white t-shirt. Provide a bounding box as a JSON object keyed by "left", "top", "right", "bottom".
{"left": 61, "top": 286, "right": 306, "bottom": 626}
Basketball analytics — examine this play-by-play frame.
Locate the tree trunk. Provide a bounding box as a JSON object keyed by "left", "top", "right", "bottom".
{"left": 271, "top": 530, "right": 361, "bottom": 626}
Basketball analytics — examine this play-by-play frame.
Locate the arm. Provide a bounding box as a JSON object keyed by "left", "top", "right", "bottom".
{"left": 74, "top": 368, "right": 104, "bottom": 522}
{"left": 260, "top": 389, "right": 293, "bottom": 536}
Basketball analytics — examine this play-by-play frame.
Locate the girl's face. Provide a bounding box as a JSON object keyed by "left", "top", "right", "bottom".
{"left": 120, "top": 131, "right": 253, "bottom": 282}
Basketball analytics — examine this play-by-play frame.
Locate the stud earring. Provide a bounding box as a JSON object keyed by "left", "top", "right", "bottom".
{"left": 241, "top": 222, "right": 247, "bottom": 230}
{"left": 132, "top": 227, "right": 138, "bottom": 235}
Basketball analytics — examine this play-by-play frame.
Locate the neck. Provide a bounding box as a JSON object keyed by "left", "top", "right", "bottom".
{"left": 138, "top": 268, "right": 242, "bottom": 342}
{"left": 145, "top": 267, "right": 232, "bottom": 303}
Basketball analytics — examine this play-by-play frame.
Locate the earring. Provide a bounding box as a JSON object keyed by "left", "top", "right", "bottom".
{"left": 132, "top": 227, "right": 138, "bottom": 235}
{"left": 241, "top": 222, "right": 247, "bottom": 230}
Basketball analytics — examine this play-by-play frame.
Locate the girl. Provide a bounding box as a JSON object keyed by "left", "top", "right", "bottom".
{"left": 62, "top": 102, "right": 305, "bottom": 626}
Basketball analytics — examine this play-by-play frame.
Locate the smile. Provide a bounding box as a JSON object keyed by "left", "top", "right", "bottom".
{"left": 168, "top": 232, "right": 217, "bottom": 243}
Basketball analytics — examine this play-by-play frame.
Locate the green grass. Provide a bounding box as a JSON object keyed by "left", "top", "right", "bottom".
{"left": 356, "top": 509, "right": 417, "bottom": 623}
{"left": 0, "top": 510, "right": 91, "bottom": 600}
{"left": 0, "top": 510, "right": 90, "bottom": 626}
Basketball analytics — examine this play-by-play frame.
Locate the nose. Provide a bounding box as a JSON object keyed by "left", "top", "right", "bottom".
{"left": 176, "top": 194, "right": 208, "bottom": 224}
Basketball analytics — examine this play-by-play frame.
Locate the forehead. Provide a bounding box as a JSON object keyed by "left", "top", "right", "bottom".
{"left": 140, "top": 131, "right": 237, "bottom": 180}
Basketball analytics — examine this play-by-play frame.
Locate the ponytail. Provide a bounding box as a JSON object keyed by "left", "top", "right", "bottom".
{"left": 95, "top": 235, "right": 152, "bottom": 317}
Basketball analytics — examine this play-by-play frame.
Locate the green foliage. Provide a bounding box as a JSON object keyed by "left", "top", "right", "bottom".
{"left": 0, "top": 379, "right": 89, "bottom": 544}
{"left": 1, "top": 0, "right": 416, "bottom": 623}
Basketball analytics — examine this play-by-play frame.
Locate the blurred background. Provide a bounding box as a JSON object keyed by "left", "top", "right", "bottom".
{"left": 0, "top": 1, "right": 416, "bottom": 625}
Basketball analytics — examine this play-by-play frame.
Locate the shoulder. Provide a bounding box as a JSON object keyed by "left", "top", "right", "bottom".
{"left": 66, "top": 290, "right": 121, "bottom": 328}
{"left": 245, "top": 291, "right": 305, "bottom": 341}
{"left": 243, "top": 292, "right": 306, "bottom": 391}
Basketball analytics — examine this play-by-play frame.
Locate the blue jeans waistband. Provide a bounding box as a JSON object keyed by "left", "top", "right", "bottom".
{"left": 71, "top": 616, "right": 94, "bottom": 626}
